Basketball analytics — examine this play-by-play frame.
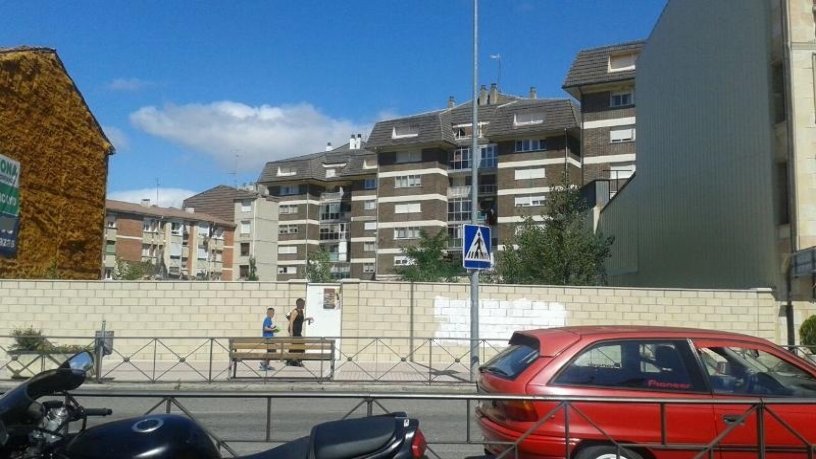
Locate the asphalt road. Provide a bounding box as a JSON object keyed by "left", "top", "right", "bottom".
{"left": 70, "top": 394, "right": 487, "bottom": 458}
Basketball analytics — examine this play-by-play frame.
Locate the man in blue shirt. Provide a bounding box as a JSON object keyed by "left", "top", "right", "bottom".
{"left": 261, "top": 307, "right": 277, "bottom": 370}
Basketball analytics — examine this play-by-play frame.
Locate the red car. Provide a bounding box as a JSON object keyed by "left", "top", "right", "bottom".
{"left": 476, "top": 326, "right": 816, "bottom": 459}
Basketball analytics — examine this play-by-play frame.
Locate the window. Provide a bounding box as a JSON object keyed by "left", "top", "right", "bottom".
{"left": 278, "top": 245, "right": 297, "bottom": 255}
{"left": 395, "top": 151, "right": 421, "bottom": 163}
{"left": 514, "top": 195, "right": 547, "bottom": 207}
{"left": 394, "top": 227, "right": 421, "bottom": 239}
{"left": 696, "top": 345, "right": 816, "bottom": 396}
{"left": 240, "top": 220, "right": 251, "bottom": 235}
{"left": 240, "top": 242, "right": 250, "bottom": 256}
{"left": 197, "top": 246, "right": 207, "bottom": 260}
{"left": 240, "top": 200, "right": 252, "bottom": 212}
{"left": 610, "top": 127, "right": 636, "bottom": 143}
{"left": 513, "top": 112, "right": 545, "bottom": 126}
{"left": 363, "top": 200, "right": 377, "bottom": 211}
{"left": 449, "top": 145, "right": 497, "bottom": 170}
{"left": 213, "top": 228, "right": 224, "bottom": 240}
{"left": 395, "top": 202, "right": 421, "bottom": 214}
{"left": 515, "top": 139, "right": 546, "bottom": 152}
{"left": 363, "top": 159, "right": 377, "bottom": 169}
{"left": 448, "top": 198, "right": 472, "bottom": 222}
{"left": 609, "top": 53, "right": 637, "bottom": 72}
{"left": 239, "top": 265, "right": 249, "bottom": 278}
{"left": 610, "top": 90, "right": 634, "bottom": 107}
{"left": 105, "top": 240, "right": 116, "bottom": 255}
{"left": 451, "top": 123, "right": 486, "bottom": 140}
{"left": 325, "top": 168, "right": 336, "bottom": 178}
{"left": 278, "top": 265, "right": 297, "bottom": 275}
{"left": 320, "top": 202, "right": 350, "bottom": 221}
{"left": 214, "top": 251, "right": 223, "bottom": 262}
{"left": 555, "top": 341, "right": 703, "bottom": 392}
{"left": 280, "top": 185, "right": 299, "bottom": 195}
{"left": 142, "top": 218, "right": 156, "bottom": 232}
{"left": 395, "top": 175, "right": 421, "bottom": 188}
{"left": 170, "top": 222, "right": 183, "bottom": 235}
{"left": 363, "top": 178, "right": 377, "bottom": 189}
{"left": 141, "top": 244, "right": 151, "bottom": 257}
{"left": 197, "top": 222, "right": 209, "bottom": 237}
{"left": 481, "top": 341, "right": 540, "bottom": 380}
{"left": 394, "top": 255, "right": 413, "bottom": 266}
{"left": 392, "top": 125, "right": 419, "bottom": 139}
{"left": 279, "top": 224, "right": 298, "bottom": 235}
{"left": 320, "top": 223, "right": 348, "bottom": 241}
{"left": 364, "top": 221, "right": 377, "bottom": 231}
{"left": 515, "top": 168, "right": 546, "bottom": 180}
{"left": 277, "top": 166, "right": 296, "bottom": 176}
{"left": 106, "top": 217, "right": 116, "bottom": 229}
{"left": 280, "top": 204, "right": 298, "bottom": 214}
{"left": 363, "top": 242, "right": 376, "bottom": 252}
{"left": 103, "top": 268, "right": 114, "bottom": 280}
{"left": 363, "top": 263, "right": 375, "bottom": 273}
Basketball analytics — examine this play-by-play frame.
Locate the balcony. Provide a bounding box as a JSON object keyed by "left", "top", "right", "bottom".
{"left": 319, "top": 212, "right": 351, "bottom": 222}
{"left": 320, "top": 191, "right": 347, "bottom": 202}
{"left": 479, "top": 183, "right": 497, "bottom": 194}
{"left": 447, "top": 186, "right": 471, "bottom": 198}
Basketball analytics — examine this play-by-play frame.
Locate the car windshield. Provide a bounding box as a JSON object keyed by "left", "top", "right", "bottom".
{"left": 480, "top": 344, "right": 539, "bottom": 380}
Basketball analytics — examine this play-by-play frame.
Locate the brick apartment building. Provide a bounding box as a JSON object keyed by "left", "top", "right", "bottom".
{"left": 564, "top": 41, "right": 643, "bottom": 194}
{"left": 259, "top": 86, "right": 581, "bottom": 280}
{"left": 182, "top": 185, "right": 279, "bottom": 281}
{"left": 104, "top": 199, "right": 235, "bottom": 280}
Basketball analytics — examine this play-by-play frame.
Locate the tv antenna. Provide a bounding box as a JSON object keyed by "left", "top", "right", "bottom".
{"left": 489, "top": 53, "right": 502, "bottom": 89}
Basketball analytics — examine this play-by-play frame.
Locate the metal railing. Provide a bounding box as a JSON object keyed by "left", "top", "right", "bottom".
{"left": 61, "top": 390, "right": 816, "bottom": 459}
{"left": 0, "top": 335, "right": 508, "bottom": 384}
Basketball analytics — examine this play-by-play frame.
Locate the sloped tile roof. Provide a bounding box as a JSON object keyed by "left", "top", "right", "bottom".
{"left": 563, "top": 40, "right": 645, "bottom": 89}
{"left": 257, "top": 143, "right": 376, "bottom": 184}
{"left": 181, "top": 185, "right": 258, "bottom": 222}
{"left": 106, "top": 199, "right": 235, "bottom": 227}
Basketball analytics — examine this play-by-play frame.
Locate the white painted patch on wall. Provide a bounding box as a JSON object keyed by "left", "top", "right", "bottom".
{"left": 433, "top": 296, "right": 566, "bottom": 343}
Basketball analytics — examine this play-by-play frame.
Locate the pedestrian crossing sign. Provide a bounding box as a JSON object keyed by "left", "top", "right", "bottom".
{"left": 462, "top": 224, "right": 492, "bottom": 270}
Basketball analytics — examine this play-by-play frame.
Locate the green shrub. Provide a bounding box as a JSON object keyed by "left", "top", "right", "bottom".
{"left": 10, "top": 327, "right": 91, "bottom": 354}
{"left": 800, "top": 315, "right": 816, "bottom": 353}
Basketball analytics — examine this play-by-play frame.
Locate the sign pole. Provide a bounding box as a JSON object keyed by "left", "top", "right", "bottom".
{"left": 469, "top": 0, "right": 480, "bottom": 383}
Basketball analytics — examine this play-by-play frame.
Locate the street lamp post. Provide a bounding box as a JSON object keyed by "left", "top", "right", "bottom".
{"left": 469, "top": 0, "right": 481, "bottom": 382}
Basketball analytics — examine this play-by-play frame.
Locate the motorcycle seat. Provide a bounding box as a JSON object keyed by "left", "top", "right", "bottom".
{"left": 310, "top": 416, "right": 397, "bottom": 459}
{"left": 239, "top": 436, "right": 310, "bottom": 459}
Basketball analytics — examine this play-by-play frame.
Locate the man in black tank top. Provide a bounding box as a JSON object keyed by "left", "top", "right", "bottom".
{"left": 287, "top": 298, "right": 313, "bottom": 366}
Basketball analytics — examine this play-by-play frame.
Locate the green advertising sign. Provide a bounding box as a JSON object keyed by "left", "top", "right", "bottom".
{"left": 0, "top": 153, "right": 20, "bottom": 258}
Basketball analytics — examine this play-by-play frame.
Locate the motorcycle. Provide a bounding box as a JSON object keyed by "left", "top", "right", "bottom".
{"left": 0, "top": 351, "right": 428, "bottom": 458}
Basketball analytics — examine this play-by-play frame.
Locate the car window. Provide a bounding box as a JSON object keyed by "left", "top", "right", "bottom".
{"left": 697, "top": 345, "right": 816, "bottom": 397}
{"left": 480, "top": 344, "right": 539, "bottom": 380}
{"left": 554, "top": 340, "right": 703, "bottom": 392}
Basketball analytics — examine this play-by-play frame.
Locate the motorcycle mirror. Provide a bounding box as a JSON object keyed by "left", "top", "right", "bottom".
{"left": 60, "top": 351, "right": 94, "bottom": 373}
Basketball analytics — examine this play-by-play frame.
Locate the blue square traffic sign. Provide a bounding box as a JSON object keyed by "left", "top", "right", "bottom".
{"left": 462, "top": 224, "right": 491, "bottom": 270}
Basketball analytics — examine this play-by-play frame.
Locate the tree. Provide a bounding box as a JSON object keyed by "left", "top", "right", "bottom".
{"left": 247, "top": 256, "right": 259, "bottom": 281}
{"left": 113, "top": 257, "right": 154, "bottom": 280}
{"left": 305, "top": 248, "right": 333, "bottom": 283}
{"left": 398, "top": 229, "right": 464, "bottom": 282}
{"left": 497, "top": 176, "right": 614, "bottom": 286}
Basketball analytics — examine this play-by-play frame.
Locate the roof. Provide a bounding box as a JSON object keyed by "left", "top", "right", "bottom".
{"left": 257, "top": 144, "right": 377, "bottom": 184}
{"left": 106, "top": 199, "right": 235, "bottom": 227}
{"left": 182, "top": 185, "right": 260, "bottom": 222}
{"left": 366, "top": 95, "right": 579, "bottom": 150}
{"left": 562, "top": 40, "right": 645, "bottom": 91}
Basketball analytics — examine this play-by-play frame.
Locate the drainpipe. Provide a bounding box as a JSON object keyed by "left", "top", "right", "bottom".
{"left": 781, "top": 0, "right": 797, "bottom": 346}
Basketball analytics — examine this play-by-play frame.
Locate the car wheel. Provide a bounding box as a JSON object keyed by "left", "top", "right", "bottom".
{"left": 575, "top": 445, "right": 644, "bottom": 459}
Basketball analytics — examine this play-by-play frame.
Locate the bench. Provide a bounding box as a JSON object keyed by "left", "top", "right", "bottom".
{"left": 228, "top": 337, "right": 336, "bottom": 379}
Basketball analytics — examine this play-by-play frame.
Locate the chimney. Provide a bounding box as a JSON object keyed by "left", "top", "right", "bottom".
{"left": 349, "top": 134, "right": 356, "bottom": 150}
{"left": 448, "top": 96, "right": 456, "bottom": 108}
{"left": 325, "top": 142, "right": 333, "bottom": 151}
{"left": 529, "top": 86, "right": 537, "bottom": 99}
{"left": 356, "top": 133, "right": 362, "bottom": 149}
{"left": 488, "top": 83, "right": 499, "bottom": 104}
{"left": 140, "top": 199, "right": 151, "bottom": 207}
{"left": 478, "top": 85, "right": 488, "bottom": 106}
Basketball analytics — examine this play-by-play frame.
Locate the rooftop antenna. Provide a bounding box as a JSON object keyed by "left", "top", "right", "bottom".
{"left": 229, "top": 151, "right": 240, "bottom": 188}
{"left": 155, "top": 177, "right": 159, "bottom": 206}
{"left": 490, "top": 53, "right": 502, "bottom": 89}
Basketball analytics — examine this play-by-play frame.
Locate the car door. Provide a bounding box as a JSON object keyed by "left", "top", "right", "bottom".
{"left": 693, "top": 339, "right": 816, "bottom": 458}
{"left": 541, "top": 338, "right": 719, "bottom": 459}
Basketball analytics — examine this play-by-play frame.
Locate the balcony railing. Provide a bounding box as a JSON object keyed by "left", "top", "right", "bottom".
{"left": 319, "top": 212, "right": 351, "bottom": 221}
{"left": 479, "top": 183, "right": 497, "bottom": 194}
{"left": 320, "top": 192, "right": 347, "bottom": 202}
{"left": 447, "top": 186, "right": 471, "bottom": 198}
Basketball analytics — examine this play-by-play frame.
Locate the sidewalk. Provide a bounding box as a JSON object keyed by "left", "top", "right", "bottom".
{"left": 0, "top": 359, "right": 479, "bottom": 393}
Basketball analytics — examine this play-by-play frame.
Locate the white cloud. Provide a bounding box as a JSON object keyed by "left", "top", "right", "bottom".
{"left": 129, "top": 101, "right": 369, "bottom": 171}
{"left": 102, "top": 125, "right": 129, "bottom": 151}
{"left": 107, "top": 78, "right": 154, "bottom": 91}
{"left": 108, "top": 188, "right": 197, "bottom": 209}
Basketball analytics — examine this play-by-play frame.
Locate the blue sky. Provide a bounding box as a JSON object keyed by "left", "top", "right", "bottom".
{"left": 1, "top": 1, "right": 666, "bottom": 207}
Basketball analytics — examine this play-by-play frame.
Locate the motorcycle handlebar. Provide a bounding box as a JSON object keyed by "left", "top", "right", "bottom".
{"left": 82, "top": 408, "right": 112, "bottom": 417}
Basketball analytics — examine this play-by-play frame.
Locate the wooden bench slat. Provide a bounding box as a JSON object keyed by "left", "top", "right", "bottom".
{"left": 231, "top": 353, "right": 332, "bottom": 361}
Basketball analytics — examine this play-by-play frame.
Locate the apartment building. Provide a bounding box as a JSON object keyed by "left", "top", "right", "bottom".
{"left": 563, "top": 41, "right": 643, "bottom": 194}
{"left": 257, "top": 89, "right": 580, "bottom": 280}
{"left": 598, "top": 0, "right": 816, "bottom": 312}
{"left": 257, "top": 135, "right": 376, "bottom": 281}
{"left": 182, "top": 185, "right": 279, "bottom": 281}
{"left": 104, "top": 199, "right": 235, "bottom": 280}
